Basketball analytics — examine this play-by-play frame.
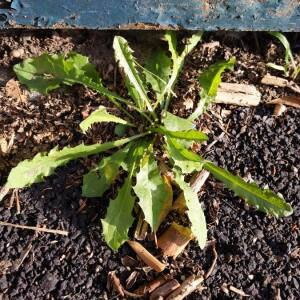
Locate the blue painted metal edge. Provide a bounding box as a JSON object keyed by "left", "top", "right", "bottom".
{"left": 0, "top": 0, "right": 299, "bottom": 31}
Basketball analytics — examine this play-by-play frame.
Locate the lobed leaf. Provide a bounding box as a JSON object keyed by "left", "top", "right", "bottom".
{"left": 167, "top": 140, "right": 293, "bottom": 218}
{"left": 203, "top": 162, "right": 293, "bottom": 217}
{"left": 153, "top": 126, "right": 208, "bottom": 142}
{"left": 133, "top": 151, "right": 171, "bottom": 231}
{"left": 113, "top": 36, "right": 152, "bottom": 111}
{"left": 101, "top": 176, "right": 136, "bottom": 250}
{"left": 165, "top": 137, "right": 203, "bottom": 174}
{"left": 6, "top": 133, "right": 148, "bottom": 189}
{"left": 144, "top": 50, "right": 172, "bottom": 100}
{"left": 80, "top": 106, "right": 132, "bottom": 134}
{"left": 164, "top": 31, "right": 179, "bottom": 62}
{"left": 161, "top": 32, "right": 203, "bottom": 109}
{"left": 181, "top": 32, "right": 204, "bottom": 58}
{"left": 163, "top": 111, "right": 194, "bottom": 131}
{"left": 173, "top": 168, "right": 207, "bottom": 249}
{"left": 13, "top": 52, "right": 132, "bottom": 114}
{"left": 14, "top": 52, "right": 100, "bottom": 94}
{"left": 189, "top": 57, "right": 236, "bottom": 120}
{"left": 268, "top": 32, "right": 295, "bottom": 68}
{"left": 101, "top": 139, "right": 150, "bottom": 250}
{"left": 82, "top": 144, "right": 130, "bottom": 197}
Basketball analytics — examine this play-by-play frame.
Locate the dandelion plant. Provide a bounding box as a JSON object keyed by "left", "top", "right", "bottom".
{"left": 3, "top": 31, "right": 293, "bottom": 250}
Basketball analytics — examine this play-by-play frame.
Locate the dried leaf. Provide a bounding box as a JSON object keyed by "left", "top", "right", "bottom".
{"left": 158, "top": 222, "right": 193, "bottom": 258}
{"left": 5, "top": 78, "right": 27, "bottom": 102}
{"left": 134, "top": 152, "right": 170, "bottom": 231}
{"left": 126, "top": 270, "right": 140, "bottom": 289}
{"left": 108, "top": 271, "right": 125, "bottom": 297}
{"left": 268, "top": 96, "right": 300, "bottom": 108}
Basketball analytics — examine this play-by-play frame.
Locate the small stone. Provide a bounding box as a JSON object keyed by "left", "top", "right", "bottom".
{"left": 86, "top": 278, "right": 93, "bottom": 289}
{"left": 254, "top": 229, "right": 264, "bottom": 239}
{"left": 11, "top": 48, "right": 25, "bottom": 58}
{"left": 41, "top": 273, "right": 59, "bottom": 292}
{"left": 292, "top": 278, "right": 299, "bottom": 290}
{"left": 0, "top": 276, "right": 8, "bottom": 290}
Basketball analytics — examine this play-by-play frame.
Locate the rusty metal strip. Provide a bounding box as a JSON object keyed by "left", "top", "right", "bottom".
{"left": 0, "top": 0, "right": 299, "bottom": 31}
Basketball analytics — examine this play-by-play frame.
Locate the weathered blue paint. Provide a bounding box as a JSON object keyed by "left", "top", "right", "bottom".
{"left": 0, "top": 0, "right": 299, "bottom": 31}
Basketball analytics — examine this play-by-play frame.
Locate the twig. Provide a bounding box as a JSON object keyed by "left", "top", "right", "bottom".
{"left": 12, "top": 243, "right": 33, "bottom": 271}
{"left": 127, "top": 240, "right": 166, "bottom": 272}
{"left": 261, "top": 74, "right": 300, "bottom": 94}
{"left": 215, "top": 83, "right": 261, "bottom": 106}
{"left": 134, "top": 275, "right": 172, "bottom": 296}
{"left": 0, "top": 221, "right": 69, "bottom": 236}
{"left": 108, "top": 271, "right": 142, "bottom": 298}
{"left": 205, "top": 244, "right": 217, "bottom": 279}
{"left": 204, "top": 132, "right": 225, "bottom": 153}
{"left": 229, "top": 285, "right": 249, "bottom": 297}
{"left": 8, "top": 190, "right": 15, "bottom": 208}
{"left": 150, "top": 280, "right": 180, "bottom": 300}
{"left": 267, "top": 96, "right": 300, "bottom": 108}
{"left": 0, "top": 186, "right": 10, "bottom": 202}
{"left": 165, "top": 275, "right": 204, "bottom": 300}
{"left": 123, "top": 290, "right": 143, "bottom": 298}
{"left": 14, "top": 189, "right": 21, "bottom": 214}
{"left": 273, "top": 104, "right": 286, "bottom": 117}
{"left": 108, "top": 271, "right": 125, "bottom": 297}
{"left": 274, "top": 287, "right": 281, "bottom": 300}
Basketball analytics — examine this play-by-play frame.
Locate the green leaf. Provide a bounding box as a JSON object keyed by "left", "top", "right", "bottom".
{"left": 269, "top": 32, "right": 295, "bottom": 68}
{"left": 162, "top": 112, "right": 195, "bottom": 147}
{"left": 113, "top": 36, "right": 152, "bottom": 111}
{"left": 144, "top": 50, "right": 172, "bottom": 100}
{"left": 203, "top": 162, "right": 293, "bottom": 218}
{"left": 13, "top": 52, "right": 100, "bottom": 94}
{"left": 82, "top": 144, "right": 130, "bottom": 197}
{"left": 133, "top": 151, "right": 168, "bottom": 231}
{"left": 101, "top": 139, "right": 149, "bottom": 250}
{"left": 181, "top": 32, "right": 204, "bottom": 58}
{"left": 13, "top": 52, "right": 133, "bottom": 118}
{"left": 165, "top": 137, "right": 203, "bottom": 174}
{"left": 114, "top": 124, "right": 127, "bottom": 137}
{"left": 164, "top": 31, "right": 179, "bottom": 62}
{"left": 199, "top": 58, "right": 236, "bottom": 97}
{"left": 163, "top": 112, "right": 194, "bottom": 131}
{"left": 189, "top": 57, "right": 236, "bottom": 120}
{"left": 154, "top": 126, "right": 208, "bottom": 142}
{"left": 166, "top": 140, "right": 293, "bottom": 217}
{"left": 101, "top": 176, "right": 135, "bottom": 250}
{"left": 173, "top": 168, "right": 207, "bottom": 249}
{"left": 80, "top": 106, "right": 133, "bottom": 134}
{"left": 161, "top": 32, "right": 203, "bottom": 110}
{"left": 124, "top": 76, "right": 143, "bottom": 109}
{"left": 5, "top": 133, "right": 148, "bottom": 189}
{"left": 266, "top": 63, "right": 286, "bottom": 73}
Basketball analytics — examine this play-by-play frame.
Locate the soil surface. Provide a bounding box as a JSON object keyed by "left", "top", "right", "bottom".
{"left": 0, "top": 30, "right": 299, "bottom": 300}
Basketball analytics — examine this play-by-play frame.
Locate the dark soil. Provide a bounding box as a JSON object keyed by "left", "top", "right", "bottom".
{"left": 0, "top": 30, "right": 299, "bottom": 299}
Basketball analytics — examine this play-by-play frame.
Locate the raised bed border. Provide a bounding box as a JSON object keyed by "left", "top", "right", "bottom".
{"left": 0, "top": 0, "right": 299, "bottom": 31}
